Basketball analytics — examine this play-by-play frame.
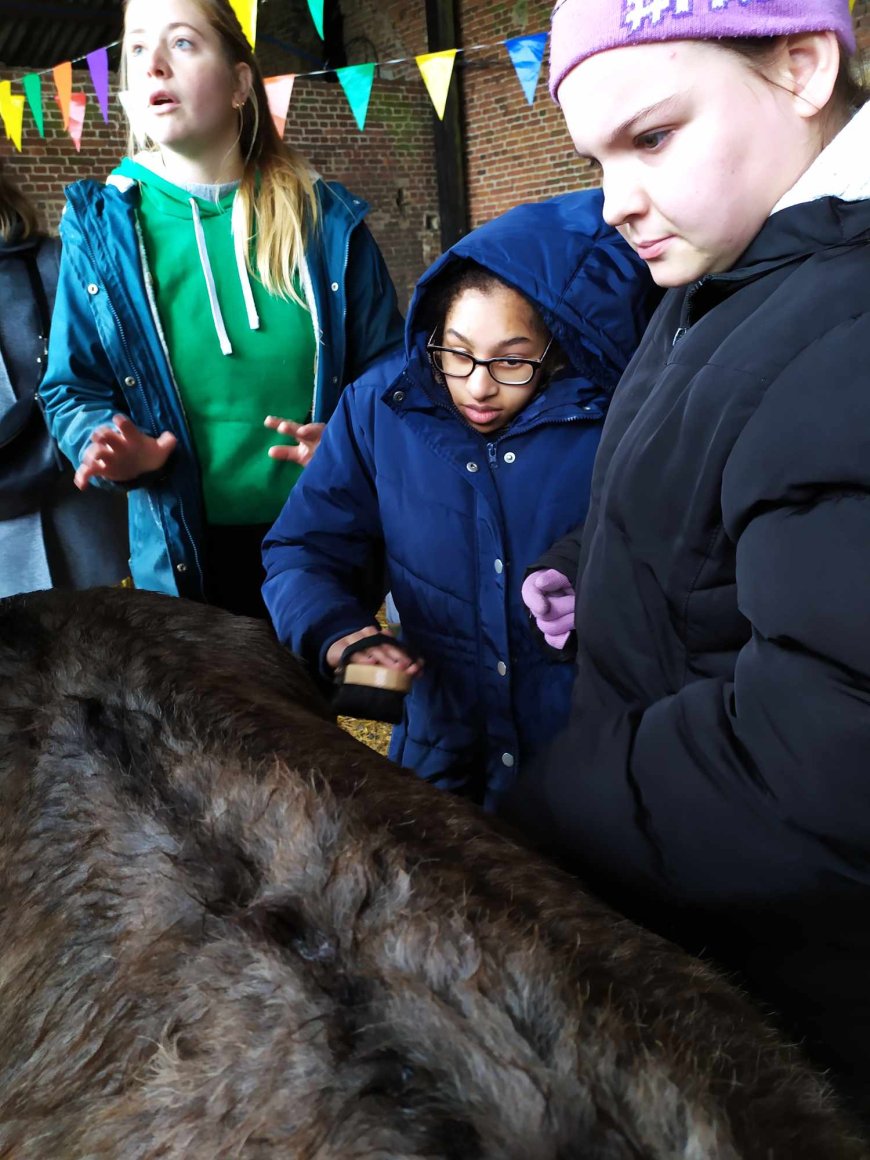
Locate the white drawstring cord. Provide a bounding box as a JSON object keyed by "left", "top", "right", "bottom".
{"left": 190, "top": 198, "right": 233, "bottom": 356}
{"left": 232, "top": 192, "right": 261, "bottom": 333}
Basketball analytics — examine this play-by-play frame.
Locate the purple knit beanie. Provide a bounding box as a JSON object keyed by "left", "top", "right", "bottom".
{"left": 549, "top": 0, "right": 857, "bottom": 99}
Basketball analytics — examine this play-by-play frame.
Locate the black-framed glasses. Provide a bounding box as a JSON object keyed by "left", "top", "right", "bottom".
{"left": 427, "top": 332, "right": 553, "bottom": 386}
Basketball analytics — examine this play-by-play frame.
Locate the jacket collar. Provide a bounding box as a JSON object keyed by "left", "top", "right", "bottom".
{"left": 384, "top": 345, "right": 607, "bottom": 433}
{"left": 773, "top": 101, "right": 870, "bottom": 213}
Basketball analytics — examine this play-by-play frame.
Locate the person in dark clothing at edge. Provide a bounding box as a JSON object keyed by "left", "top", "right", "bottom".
{"left": 263, "top": 190, "right": 656, "bottom": 813}
{"left": 508, "top": 0, "right": 870, "bottom": 1125}
{"left": 0, "top": 166, "right": 129, "bottom": 597}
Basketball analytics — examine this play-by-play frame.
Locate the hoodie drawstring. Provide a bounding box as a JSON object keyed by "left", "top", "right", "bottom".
{"left": 189, "top": 194, "right": 260, "bottom": 357}
{"left": 231, "top": 193, "right": 261, "bottom": 335}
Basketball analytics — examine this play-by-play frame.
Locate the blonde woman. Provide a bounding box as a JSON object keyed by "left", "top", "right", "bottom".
{"left": 41, "top": 0, "right": 403, "bottom": 616}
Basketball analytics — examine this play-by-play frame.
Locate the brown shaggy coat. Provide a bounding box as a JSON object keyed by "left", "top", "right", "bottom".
{"left": 0, "top": 588, "right": 865, "bottom": 1159}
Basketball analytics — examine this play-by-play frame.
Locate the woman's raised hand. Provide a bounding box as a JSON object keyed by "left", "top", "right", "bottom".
{"left": 264, "top": 415, "right": 325, "bottom": 468}
{"left": 74, "top": 414, "right": 177, "bottom": 490}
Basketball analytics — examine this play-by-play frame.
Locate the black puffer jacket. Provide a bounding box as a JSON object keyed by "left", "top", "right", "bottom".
{"left": 509, "top": 194, "right": 870, "bottom": 1118}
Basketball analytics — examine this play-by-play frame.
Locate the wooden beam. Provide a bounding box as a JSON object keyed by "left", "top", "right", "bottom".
{"left": 0, "top": 2, "right": 120, "bottom": 23}
{"left": 424, "top": 0, "right": 469, "bottom": 251}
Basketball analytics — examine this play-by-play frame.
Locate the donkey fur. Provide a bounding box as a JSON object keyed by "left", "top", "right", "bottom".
{"left": 0, "top": 587, "right": 865, "bottom": 1160}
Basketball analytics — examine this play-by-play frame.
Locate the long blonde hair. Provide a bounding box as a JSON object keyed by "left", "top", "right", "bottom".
{"left": 121, "top": 0, "right": 319, "bottom": 303}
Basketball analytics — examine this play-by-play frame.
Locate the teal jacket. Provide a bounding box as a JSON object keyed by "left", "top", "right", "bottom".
{"left": 40, "top": 176, "right": 403, "bottom": 599}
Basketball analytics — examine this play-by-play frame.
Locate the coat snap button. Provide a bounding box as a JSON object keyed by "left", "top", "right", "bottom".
{"left": 175, "top": 563, "right": 187, "bottom": 574}
{"left": 87, "top": 283, "right": 99, "bottom": 295}
{"left": 124, "top": 376, "right": 136, "bottom": 388}
{"left": 494, "top": 559, "right": 504, "bottom": 574}
{"left": 501, "top": 752, "right": 515, "bottom": 768}
{"left": 497, "top": 661, "right": 507, "bottom": 676}
{"left": 393, "top": 390, "right": 405, "bottom": 403}
{"left": 466, "top": 461, "right": 478, "bottom": 473}
{"left": 330, "top": 282, "right": 339, "bottom": 292}
{"left": 503, "top": 451, "right": 516, "bottom": 463}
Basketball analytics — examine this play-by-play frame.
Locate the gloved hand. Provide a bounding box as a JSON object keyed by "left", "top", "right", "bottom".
{"left": 521, "top": 568, "right": 575, "bottom": 649}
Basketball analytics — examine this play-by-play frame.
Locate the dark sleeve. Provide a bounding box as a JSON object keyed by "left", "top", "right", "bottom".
{"left": 262, "top": 382, "right": 386, "bottom": 679}
{"left": 342, "top": 224, "right": 405, "bottom": 381}
{"left": 528, "top": 522, "right": 584, "bottom": 584}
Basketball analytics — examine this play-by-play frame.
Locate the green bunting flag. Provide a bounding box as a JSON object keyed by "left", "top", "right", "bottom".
{"left": 306, "top": 0, "right": 324, "bottom": 39}
{"left": 23, "top": 73, "right": 43, "bottom": 137}
{"left": 336, "top": 63, "right": 375, "bottom": 131}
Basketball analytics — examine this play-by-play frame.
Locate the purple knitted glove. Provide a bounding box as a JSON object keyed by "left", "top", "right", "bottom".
{"left": 521, "top": 568, "right": 575, "bottom": 649}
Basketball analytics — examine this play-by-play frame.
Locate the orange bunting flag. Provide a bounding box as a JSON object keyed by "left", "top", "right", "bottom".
{"left": 53, "top": 61, "right": 72, "bottom": 130}
{"left": 68, "top": 91, "right": 86, "bottom": 152}
{"left": 415, "top": 50, "right": 457, "bottom": 120}
{"left": 0, "top": 82, "right": 25, "bottom": 151}
{"left": 264, "top": 74, "right": 295, "bottom": 140}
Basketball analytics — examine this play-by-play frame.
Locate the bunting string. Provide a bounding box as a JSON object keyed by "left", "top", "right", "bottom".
{"left": 0, "top": 31, "right": 550, "bottom": 154}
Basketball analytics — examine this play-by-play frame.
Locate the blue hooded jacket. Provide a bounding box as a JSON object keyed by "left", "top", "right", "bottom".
{"left": 39, "top": 175, "right": 403, "bottom": 600}
{"left": 263, "top": 189, "right": 657, "bottom": 810}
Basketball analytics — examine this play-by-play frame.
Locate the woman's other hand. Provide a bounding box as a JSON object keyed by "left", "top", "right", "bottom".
{"left": 265, "top": 415, "right": 325, "bottom": 468}
{"left": 74, "top": 414, "right": 177, "bottom": 489}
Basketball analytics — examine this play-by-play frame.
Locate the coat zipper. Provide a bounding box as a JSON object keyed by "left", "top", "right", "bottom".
{"left": 133, "top": 219, "right": 205, "bottom": 595}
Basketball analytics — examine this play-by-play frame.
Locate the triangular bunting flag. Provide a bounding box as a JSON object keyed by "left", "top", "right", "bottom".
{"left": 306, "top": 0, "right": 324, "bottom": 39}
{"left": 23, "top": 73, "right": 44, "bottom": 137}
{"left": 336, "top": 63, "right": 375, "bottom": 132}
{"left": 68, "top": 91, "right": 86, "bottom": 152}
{"left": 264, "top": 74, "right": 295, "bottom": 140}
{"left": 0, "top": 82, "right": 25, "bottom": 151}
{"left": 53, "top": 61, "right": 72, "bottom": 130}
{"left": 87, "top": 48, "right": 110, "bottom": 123}
{"left": 505, "top": 33, "right": 548, "bottom": 106}
{"left": 416, "top": 50, "right": 457, "bottom": 121}
{"left": 229, "top": 0, "right": 257, "bottom": 48}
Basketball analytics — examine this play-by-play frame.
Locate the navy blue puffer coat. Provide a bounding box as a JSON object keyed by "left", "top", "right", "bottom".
{"left": 263, "top": 190, "right": 656, "bottom": 810}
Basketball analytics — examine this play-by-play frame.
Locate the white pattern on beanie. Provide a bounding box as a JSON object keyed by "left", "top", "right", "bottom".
{"left": 549, "top": 0, "right": 857, "bottom": 99}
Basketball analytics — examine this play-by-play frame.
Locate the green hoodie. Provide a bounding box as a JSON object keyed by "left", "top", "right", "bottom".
{"left": 115, "top": 157, "right": 315, "bottom": 525}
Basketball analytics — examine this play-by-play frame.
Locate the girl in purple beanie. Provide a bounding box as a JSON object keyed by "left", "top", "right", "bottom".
{"left": 515, "top": 0, "right": 870, "bottom": 1127}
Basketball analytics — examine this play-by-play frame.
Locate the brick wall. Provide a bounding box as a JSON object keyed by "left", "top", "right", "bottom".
{"left": 0, "top": 0, "right": 869, "bottom": 302}
{"left": 456, "top": 0, "right": 596, "bottom": 227}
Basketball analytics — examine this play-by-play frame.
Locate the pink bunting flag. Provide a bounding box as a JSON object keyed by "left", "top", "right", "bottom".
{"left": 86, "top": 48, "right": 110, "bottom": 123}
{"left": 68, "top": 91, "right": 86, "bottom": 152}
{"left": 264, "top": 74, "right": 295, "bottom": 140}
{"left": 53, "top": 61, "right": 72, "bottom": 130}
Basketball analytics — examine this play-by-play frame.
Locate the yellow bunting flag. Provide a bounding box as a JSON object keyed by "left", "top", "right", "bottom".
{"left": 53, "top": 61, "right": 72, "bottom": 130}
{"left": 0, "top": 82, "right": 25, "bottom": 151}
{"left": 415, "top": 50, "right": 457, "bottom": 120}
{"left": 264, "top": 74, "right": 295, "bottom": 140}
{"left": 229, "top": 0, "right": 257, "bottom": 48}
{"left": 68, "top": 92, "right": 86, "bottom": 152}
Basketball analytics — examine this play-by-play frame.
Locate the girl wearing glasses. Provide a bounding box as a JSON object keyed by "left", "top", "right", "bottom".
{"left": 263, "top": 189, "right": 656, "bottom": 810}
